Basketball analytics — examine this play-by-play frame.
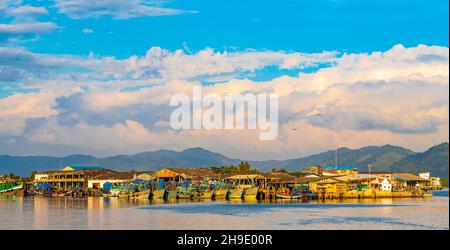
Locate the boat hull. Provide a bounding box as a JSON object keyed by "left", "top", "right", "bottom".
{"left": 227, "top": 188, "right": 244, "bottom": 199}
{"left": 164, "top": 190, "right": 177, "bottom": 200}
{"left": 212, "top": 188, "right": 227, "bottom": 199}
{"left": 177, "top": 192, "right": 193, "bottom": 199}
{"left": 133, "top": 190, "right": 150, "bottom": 199}
{"left": 0, "top": 189, "right": 24, "bottom": 196}
{"left": 151, "top": 189, "right": 165, "bottom": 199}
{"left": 275, "top": 194, "right": 302, "bottom": 199}
{"left": 197, "top": 191, "right": 213, "bottom": 199}
{"left": 243, "top": 187, "right": 259, "bottom": 199}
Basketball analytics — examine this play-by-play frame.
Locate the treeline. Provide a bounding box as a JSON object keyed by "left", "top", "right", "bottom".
{"left": 209, "top": 161, "right": 260, "bottom": 174}
{"left": 209, "top": 162, "right": 291, "bottom": 174}
{"left": 0, "top": 171, "right": 36, "bottom": 183}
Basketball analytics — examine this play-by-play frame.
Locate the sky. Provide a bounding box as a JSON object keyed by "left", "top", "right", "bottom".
{"left": 0, "top": 0, "right": 449, "bottom": 160}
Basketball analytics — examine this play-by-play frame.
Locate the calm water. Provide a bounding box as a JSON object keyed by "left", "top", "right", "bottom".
{"left": 1, "top": 190, "right": 448, "bottom": 230}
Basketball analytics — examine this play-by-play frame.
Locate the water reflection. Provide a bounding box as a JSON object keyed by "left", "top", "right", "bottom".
{"left": 0, "top": 194, "right": 448, "bottom": 230}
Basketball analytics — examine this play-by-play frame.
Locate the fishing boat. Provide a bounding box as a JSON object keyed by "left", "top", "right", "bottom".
{"left": 118, "top": 191, "right": 131, "bottom": 199}
{"left": 212, "top": 186, "right": 227, "bottom": 199}
{"left": 195, "top": 183, "right": 213, "bottom": 199}
{"left": 109, "top": 188, "right": 121, "bottom": 197}
{"left": 151, "top": 188, "right": 165, "bottom": 199}
{"left": 243, "top": 186, "right": 259, "bottom": 199}
{"left": 177, "top": 185, "right": 195, "bottom": 199}
{"left": 224, "top": 174, "right": 265, "bottom": 200}
{"left": 133, "top": 190, "right": 150, "bottom": 199}
{"left": 275, "top": 187, "right": 302, "bottom": 199}
{"left": 164, "top": 189, "right": 177, "bottom": 200}
{"left": 0, "top": 183, "right": 24, "bottom": 196}
{"left": 227, "top": 187, "right": 244, "bottom": 199}
{"left": 275, "top": 193, "right": 302, "bottom": 199}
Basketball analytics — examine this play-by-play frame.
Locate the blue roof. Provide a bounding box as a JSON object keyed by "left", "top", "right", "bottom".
{"left": 322, "top": 166, "right": 358, "bottom": 171}
{"left": 66, "top": 165, "right": 104, "bottom": 171}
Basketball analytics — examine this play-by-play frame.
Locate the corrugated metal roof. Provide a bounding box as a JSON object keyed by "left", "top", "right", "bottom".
{"left": 322, "top": 166, "right": 358, "bottom": 171}
{"left": 64, "top": 165, "right": 104, "bottom": 171}
{"left": 155, "top": 168, "right": 219, "bottom": 179}
{"left": 394, "top": 173, "right": 426, "bottom": 181}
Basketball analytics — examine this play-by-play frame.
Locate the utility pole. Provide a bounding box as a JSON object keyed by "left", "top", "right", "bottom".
{"left": 368, "top": 163, "right": 372, "bottom": 189}
{"left": 335, "top": 148, "right": 338, "bottom": 167}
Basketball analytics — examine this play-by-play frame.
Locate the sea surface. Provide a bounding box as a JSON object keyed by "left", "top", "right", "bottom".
{"left": 0, "top": 189, "right": 448, "bottom": 230}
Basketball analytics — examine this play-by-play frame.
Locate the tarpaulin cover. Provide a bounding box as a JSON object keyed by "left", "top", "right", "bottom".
{"left": 133, "top": 179, "right": 144, "bottom": 184}
{"left": 103, "top": 182, "right": 112, "bottom": 189}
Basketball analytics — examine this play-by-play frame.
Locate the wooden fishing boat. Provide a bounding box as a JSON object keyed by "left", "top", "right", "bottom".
{"left": 133, "top": 190, "right": 150, "bottom": 199}
{"left": 118, "top": 191, "right": 131, "bottom": 199}
{"left": 109, "top": 189, "right": 121, "bottom": 197}
{"left": 0, "top": 183, "right": 24, "bottom": 196}
{"left": 275, "top": 193, "right": 302, "bottom": 199}
{"left": 151, "top": 189, "right": 165, "bottom": 199}
{"left": 243, "top": 186, "right": 259, "bottom": 199}
{"left": 177, "top": 186, "right": 194, "bottom": 199}
{"left": 212, "top": 187, "right": 227, "bottom": 199}
{"left": 164, "top": 189, "right": 177, "bottom": 200}
{"left": 227, "top": 187, "right": 244, "bottom": 199}
{"left": 193, "top": 183, "right": 213, "bottom": 199}
{"left": 0, "top": 189, "right": 25, "bottom": 196}
{"left": 198, "top": 190, "right": 213, "bottom": 199}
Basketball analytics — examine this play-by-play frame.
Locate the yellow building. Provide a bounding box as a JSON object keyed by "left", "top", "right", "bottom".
{"left": 322, "top": 166, "right": 359, "bottom": 176}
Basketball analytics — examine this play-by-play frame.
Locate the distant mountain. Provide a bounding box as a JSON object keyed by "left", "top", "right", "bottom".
{"left": 392, "top": 142, "right": 449, "bottom": 178}
{"left": 0, "top": 154, "right": 96, "bottom": 176}
{"left": 90, "top": 147, "right": 240, "bottom": 171}
{"left": 1, "top": 143, "right": 448, "bottom": 177}
{"left": 275, "top": 145, "right": 416, "bottom": 173}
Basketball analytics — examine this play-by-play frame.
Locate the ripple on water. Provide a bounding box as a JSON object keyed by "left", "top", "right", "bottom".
{"left": 138, "top": 202, "right": 415, "bottom": 216}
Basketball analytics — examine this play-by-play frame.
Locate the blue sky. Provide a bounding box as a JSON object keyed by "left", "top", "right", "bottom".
{"left": 8, "top": 0, "right": 450, "bottom": 58}
{"left": 0, "top": 0, "right": 449, "bottom": 159}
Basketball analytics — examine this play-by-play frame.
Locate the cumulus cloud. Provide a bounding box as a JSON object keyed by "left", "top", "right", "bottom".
{"left": 54, "top": 0, "right": 196, "bottom": 19}
{"left": 0, "top": 44, "right": 449, "bottom": 159}
{"left": 0, "top": 46, "right": 337, "bottom": 85}
{"left": 0, "top": 92, "right": 59, "bottom": 136}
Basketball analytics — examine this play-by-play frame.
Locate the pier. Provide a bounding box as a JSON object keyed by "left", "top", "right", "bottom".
{"left": 1, "top": 165, "right": 442, "bottom": 200}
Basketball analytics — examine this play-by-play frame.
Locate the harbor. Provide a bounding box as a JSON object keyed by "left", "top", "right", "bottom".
{"left": 1, "top": 163, "right": 443, "bottom": 202}
{"left": 0, "top": 190, "right": 448, "bottom": 230}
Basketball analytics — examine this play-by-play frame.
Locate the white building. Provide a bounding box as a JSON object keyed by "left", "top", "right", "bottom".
{"left": 34, "top": 173, "right": 49, "bottom": 182}
{"left": 380, "top": 178, "right": 392, "bottom": 192}
{"left": 371, "top": 177, "right": 392, "bottom": 192}
{"left": 419, "top": 172, "right": 431, "bottom": 180}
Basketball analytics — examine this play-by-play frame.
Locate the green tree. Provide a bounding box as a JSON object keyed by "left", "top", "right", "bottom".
{"left": 238, "top": 161, "right": 251, "bottom": 172}
{"left": 356, "top": 181, "right": 363, "bottom": 191}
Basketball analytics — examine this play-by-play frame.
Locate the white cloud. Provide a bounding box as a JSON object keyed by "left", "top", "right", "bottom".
{"left": 3, "top": 4, "right": 48, "bottom": 16}
{"left": 1, "top": 44, "right": 449, "bottom": 159}
{"left": 0, "top": 92, "right": 59, "bottom": 136}
{"left": 0, "top": 22, "right": 57, "bottom": 34}
{"left": 0, "top": 1, "right": 55, "bottom": 42}
{"left": 54, "top": 0, "right": 196, "bottom": 19}
{"left": 81, "top": 28, "right": 93, "bottom": 33}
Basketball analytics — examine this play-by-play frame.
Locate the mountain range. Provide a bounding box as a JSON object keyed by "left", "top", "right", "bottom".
{"left": 1, "top": 142, "right": 448, "bottom": 177}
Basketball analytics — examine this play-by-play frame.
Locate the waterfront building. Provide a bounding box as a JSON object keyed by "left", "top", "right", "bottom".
{"left": 133, "top": 171, "right": 154, "bottom": 181}
{"left": 371, "top": 178, "right": 392, "bottom": 192}
{"left": 393, "top": 173, "right": 428, "bottom": 189}
{"left": 307, "top": 177, "right": 348, "bottom": 193}
{"left": 322, "top": 166, "right": 359, "bottom": 176}
{"left": 62, "top": 165, "right": 105, "bottom": 171}
{"left": 33, "top": 166, "right": 135, "bottom": 190}
{"left": 87, "top": 171, "right": 135, "bottom": 189}
{"left": 154, "top": 168, "right": 219, "bottom": 182}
